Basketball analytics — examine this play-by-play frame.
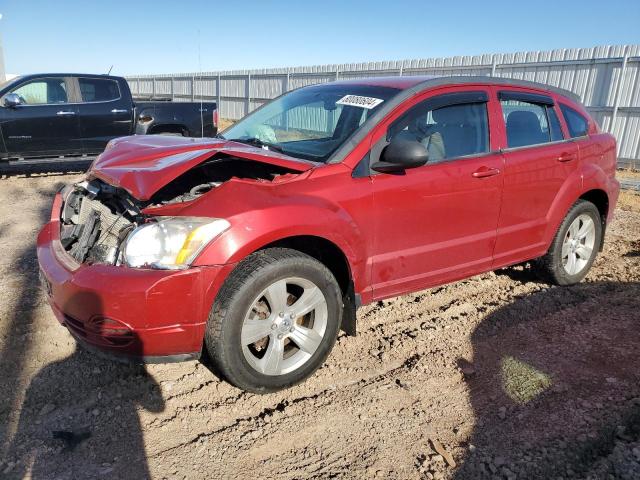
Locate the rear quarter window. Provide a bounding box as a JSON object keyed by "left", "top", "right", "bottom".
{"left": 560, "top": 104, "right": 589, "bottom": 138}
{"left": 79, "top": 78, "right": 120, "bottom": 102}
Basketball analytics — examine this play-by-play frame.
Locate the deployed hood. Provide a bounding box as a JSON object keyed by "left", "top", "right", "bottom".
{"left": 89, "top": 135, "right": 315, "bottom": 200}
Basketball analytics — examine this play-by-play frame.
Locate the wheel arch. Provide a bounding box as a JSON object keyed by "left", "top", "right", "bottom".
{"left": 251, "top": 235, "right": 358, "bottom": 336}
{"left": 146, "top": 124, "right": 188, "bottom": 136}
{"left": 578, "top": 188, "right": 609, "bottom": 251}
{"left": 202, "top": 233, "right": 360, "bottom": 337}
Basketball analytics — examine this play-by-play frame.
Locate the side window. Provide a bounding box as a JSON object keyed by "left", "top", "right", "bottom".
{"left": 560, "top": 104, "right": 589, "bottom": 138}
{"left": 501, "top": 100, "right": 553, "bottom": 148}
{"left": 387, "top": 100, "right": 489, "bottom": 163}
{"left": 548, "top": 107, "right": 564, "bottom": 142}
{"left": 78, "top": 78, "right": 120, "bottom": 102}
{"left": 10, "top": 78, "right": 68, "bottom": 104}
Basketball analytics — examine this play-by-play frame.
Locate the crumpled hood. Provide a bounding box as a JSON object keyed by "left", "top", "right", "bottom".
{"left": 88, "top": 135, "right": 315, "bottom": 200}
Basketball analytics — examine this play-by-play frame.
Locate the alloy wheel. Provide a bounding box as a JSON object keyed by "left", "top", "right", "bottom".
{"left": 240, "top": 277, "right": 328, "bottom": 376}
{"left": 562, "top": 213, "right": 596, "bottom": 275}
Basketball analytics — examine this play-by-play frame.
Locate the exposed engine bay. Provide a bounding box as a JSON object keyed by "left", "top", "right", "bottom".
{"left": 59, "top": 155, "right": 300, "bottom": 265}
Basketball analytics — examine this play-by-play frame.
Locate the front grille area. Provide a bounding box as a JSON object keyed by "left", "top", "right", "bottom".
{"left": 60, "top": 181, "right": 138, "bottom": 265}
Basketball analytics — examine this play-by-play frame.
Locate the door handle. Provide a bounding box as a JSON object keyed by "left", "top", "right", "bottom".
{"left": 111, "top": 109, "right": 128, "bottom": 114}
{"left": 472, "top": 167, "right": 501, "bottom": 178}
{"left": 557, "top": 152, "right": 576, "bottom": 162}
{"left": 56, "top": 110, "right": 76, "bottom": 116}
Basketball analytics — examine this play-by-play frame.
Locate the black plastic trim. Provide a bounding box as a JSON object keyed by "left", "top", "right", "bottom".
{"left": 74, "top": 336, "right": 201, "bottom": 364}
{"left": 499, "top": 90, "right": 554, "bottom": 105}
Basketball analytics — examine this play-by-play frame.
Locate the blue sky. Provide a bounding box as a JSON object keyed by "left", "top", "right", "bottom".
{"left": 1, "top": 0, "right": 639, "bottom": 76}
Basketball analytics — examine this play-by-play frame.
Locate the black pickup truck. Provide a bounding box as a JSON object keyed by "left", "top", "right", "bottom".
{"left": 0, "top": 73, "right": 217, "bottom": 160}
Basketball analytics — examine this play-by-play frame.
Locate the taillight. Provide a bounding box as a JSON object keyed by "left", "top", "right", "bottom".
{"left": 213, "top": 109, "right": 218, "bottom": 129}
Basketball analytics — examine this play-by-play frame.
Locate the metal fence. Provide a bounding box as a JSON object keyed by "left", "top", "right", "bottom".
{"left": 127, "top": 45, "right": 640, "bottom": 168}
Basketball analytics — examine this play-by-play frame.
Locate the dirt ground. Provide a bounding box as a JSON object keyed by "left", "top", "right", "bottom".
{"left": 0, "top": 168, "right": 639, "bottom": 480}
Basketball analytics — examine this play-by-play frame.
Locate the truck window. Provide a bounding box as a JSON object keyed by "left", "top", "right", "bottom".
{"left": 10, "top": 78, "right": 68, "bottom": 105}
{"left": 79, "top": 78, "right": 121, "bottom": 102}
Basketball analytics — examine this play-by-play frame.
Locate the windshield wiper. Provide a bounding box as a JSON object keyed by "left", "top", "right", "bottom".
{"left": 231, "top": 137, "right": 285, "bottom": 154}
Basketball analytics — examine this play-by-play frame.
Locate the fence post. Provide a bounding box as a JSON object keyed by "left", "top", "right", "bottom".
{"left": 490, "top": 55, "right": 497, "bottom": 77}
{"left": 245, "top": 73, "right": 251, "bottom": 116}
{"left": 216, "top": 73, "right": 221, "bottom": 118}
{"left": 191, "top": 75, "right": 195, "bottom": 101}
{"left": 170, "top": 77, "right": 174, "bottom": 101}
{"left": 285, "top": 69, "right": 290, "bottom": 92}
{"left": 610, "top": 46, "right": 629, "bottom": 137}
{"left": 152, "top": 77, "right": 156, "bottom": 99}
{"left": 399, "top": 61, "right": 404, "bottom": 76}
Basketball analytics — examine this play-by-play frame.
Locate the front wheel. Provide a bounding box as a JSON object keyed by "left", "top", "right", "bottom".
{"left": 205, "top": 248, "right": 342, "bottom": 393}
{"left": 535, "top": 200, "right": 602, "bottom": 285}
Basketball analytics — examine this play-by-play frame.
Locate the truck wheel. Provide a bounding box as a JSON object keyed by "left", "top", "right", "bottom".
{"left": 535, "top": 200, "right": 602, "bottom": 285}
{"left": 205, "top": 248, "right": 342, "bottom": 393}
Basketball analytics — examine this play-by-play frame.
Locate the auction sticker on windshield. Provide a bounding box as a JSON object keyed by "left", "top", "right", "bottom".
{"left": 336, "top": 95, "right": 384, "bottom": 109}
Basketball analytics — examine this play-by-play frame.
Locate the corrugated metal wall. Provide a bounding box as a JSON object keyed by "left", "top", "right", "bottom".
{"left": 126, "top": 45, "right": 640, "bottom": 167}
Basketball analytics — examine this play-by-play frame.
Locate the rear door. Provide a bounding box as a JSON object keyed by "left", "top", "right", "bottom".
{"left": 369, "top": 87, "right": 504, "bottom": 300}
{"left": 492, "top": 88, "right": 579, "bottom": 267}
{"left": 0, "top": 76, "right": 81, "bottom": 156}
{"left": 73, "top": 76, "right": 133, "bottom": 153}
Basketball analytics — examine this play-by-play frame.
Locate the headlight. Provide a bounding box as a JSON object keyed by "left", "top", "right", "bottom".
{"left": 123, "top": 217, "right": 230, "bottom": 269}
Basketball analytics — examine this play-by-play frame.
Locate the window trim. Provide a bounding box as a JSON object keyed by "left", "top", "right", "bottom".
{"left": 558, "top": 102, "right": 590, "bottom": 139}
{"left": 498, "top": 90, "right": 554, "bottom": 106}
{"left": 5, "top": 76, "right": 72, "bottom": 106}
{"left": 75, "top": 76, "right": 123, "bottom": 104}
{"left": 545, "top": 104, "right": 565, "bottom": 142}
{"left": 500, "top": 137, "right": 576, "bottom": 154}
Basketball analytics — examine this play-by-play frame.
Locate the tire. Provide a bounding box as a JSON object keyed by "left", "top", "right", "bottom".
{"left": 535, "top": 200, "right": 602, "bottom": 285}
{"left": 204, "top": 248, "right": 342, "bottom": 393}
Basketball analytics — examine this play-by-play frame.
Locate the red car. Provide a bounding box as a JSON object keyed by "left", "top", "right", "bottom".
{"left": 38, "top": 76, "right": 619, "bottom": 392}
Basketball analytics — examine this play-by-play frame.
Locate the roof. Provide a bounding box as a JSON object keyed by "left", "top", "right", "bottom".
{"left": 3, "top": 73, "right": 123, "bottom": 85}
{"left": 332, "top": 75, "right": 580, "bottom": 102}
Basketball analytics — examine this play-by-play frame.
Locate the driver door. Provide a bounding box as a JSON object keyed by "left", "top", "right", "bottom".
{"left": 1, "top": 76, "right": 81, "bottom": 157}
{"left": 369, "top": 87, "right": 504, "bottom": 299}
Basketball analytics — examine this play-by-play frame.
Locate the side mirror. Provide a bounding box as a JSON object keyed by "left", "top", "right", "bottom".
{"left": 371, "top": 138, "right": 429, "bottom": 173}
{"left": 3, "top": 93, "right": 23, "bottom": 108}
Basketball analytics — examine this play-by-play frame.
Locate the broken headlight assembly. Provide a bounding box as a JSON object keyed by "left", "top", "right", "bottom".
{"left": 122, "top": 217, "right": 230, "bottom": 269}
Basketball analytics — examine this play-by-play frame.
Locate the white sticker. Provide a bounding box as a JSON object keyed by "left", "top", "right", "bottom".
{"left": 336, "top": 94, "right": 384, "bottom": 109}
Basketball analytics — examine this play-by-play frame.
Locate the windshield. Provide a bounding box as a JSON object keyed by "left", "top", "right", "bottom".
{"left": 221, "top": 83, "right": 401, "bottom": 162}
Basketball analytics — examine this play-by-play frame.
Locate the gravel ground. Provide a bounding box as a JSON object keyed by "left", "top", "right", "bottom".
{"left": 0, "top": 169, "right": 639, "bottom": 480}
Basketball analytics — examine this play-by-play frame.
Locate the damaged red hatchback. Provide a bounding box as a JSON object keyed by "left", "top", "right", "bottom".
{"left": 38, "top": 76, "right": 619, "bottom": 392}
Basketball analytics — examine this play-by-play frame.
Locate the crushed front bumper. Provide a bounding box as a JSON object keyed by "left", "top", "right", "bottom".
{"left": 37, "top": 192, "right": 232, "bottom": 362}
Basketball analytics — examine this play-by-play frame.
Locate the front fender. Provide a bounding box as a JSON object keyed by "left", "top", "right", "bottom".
{"left": 194, "top": 205, "right": 360, "bottom": 270}
{"left": 184, "top": 180, "right": 368, "bottom": 293}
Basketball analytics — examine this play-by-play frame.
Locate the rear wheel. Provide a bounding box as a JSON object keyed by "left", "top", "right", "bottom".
{"left": 535, "top": 200, "right": 602, "bottom": 285}
{"left": 205, "top": 248, "right": 342, "bottom": 393}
